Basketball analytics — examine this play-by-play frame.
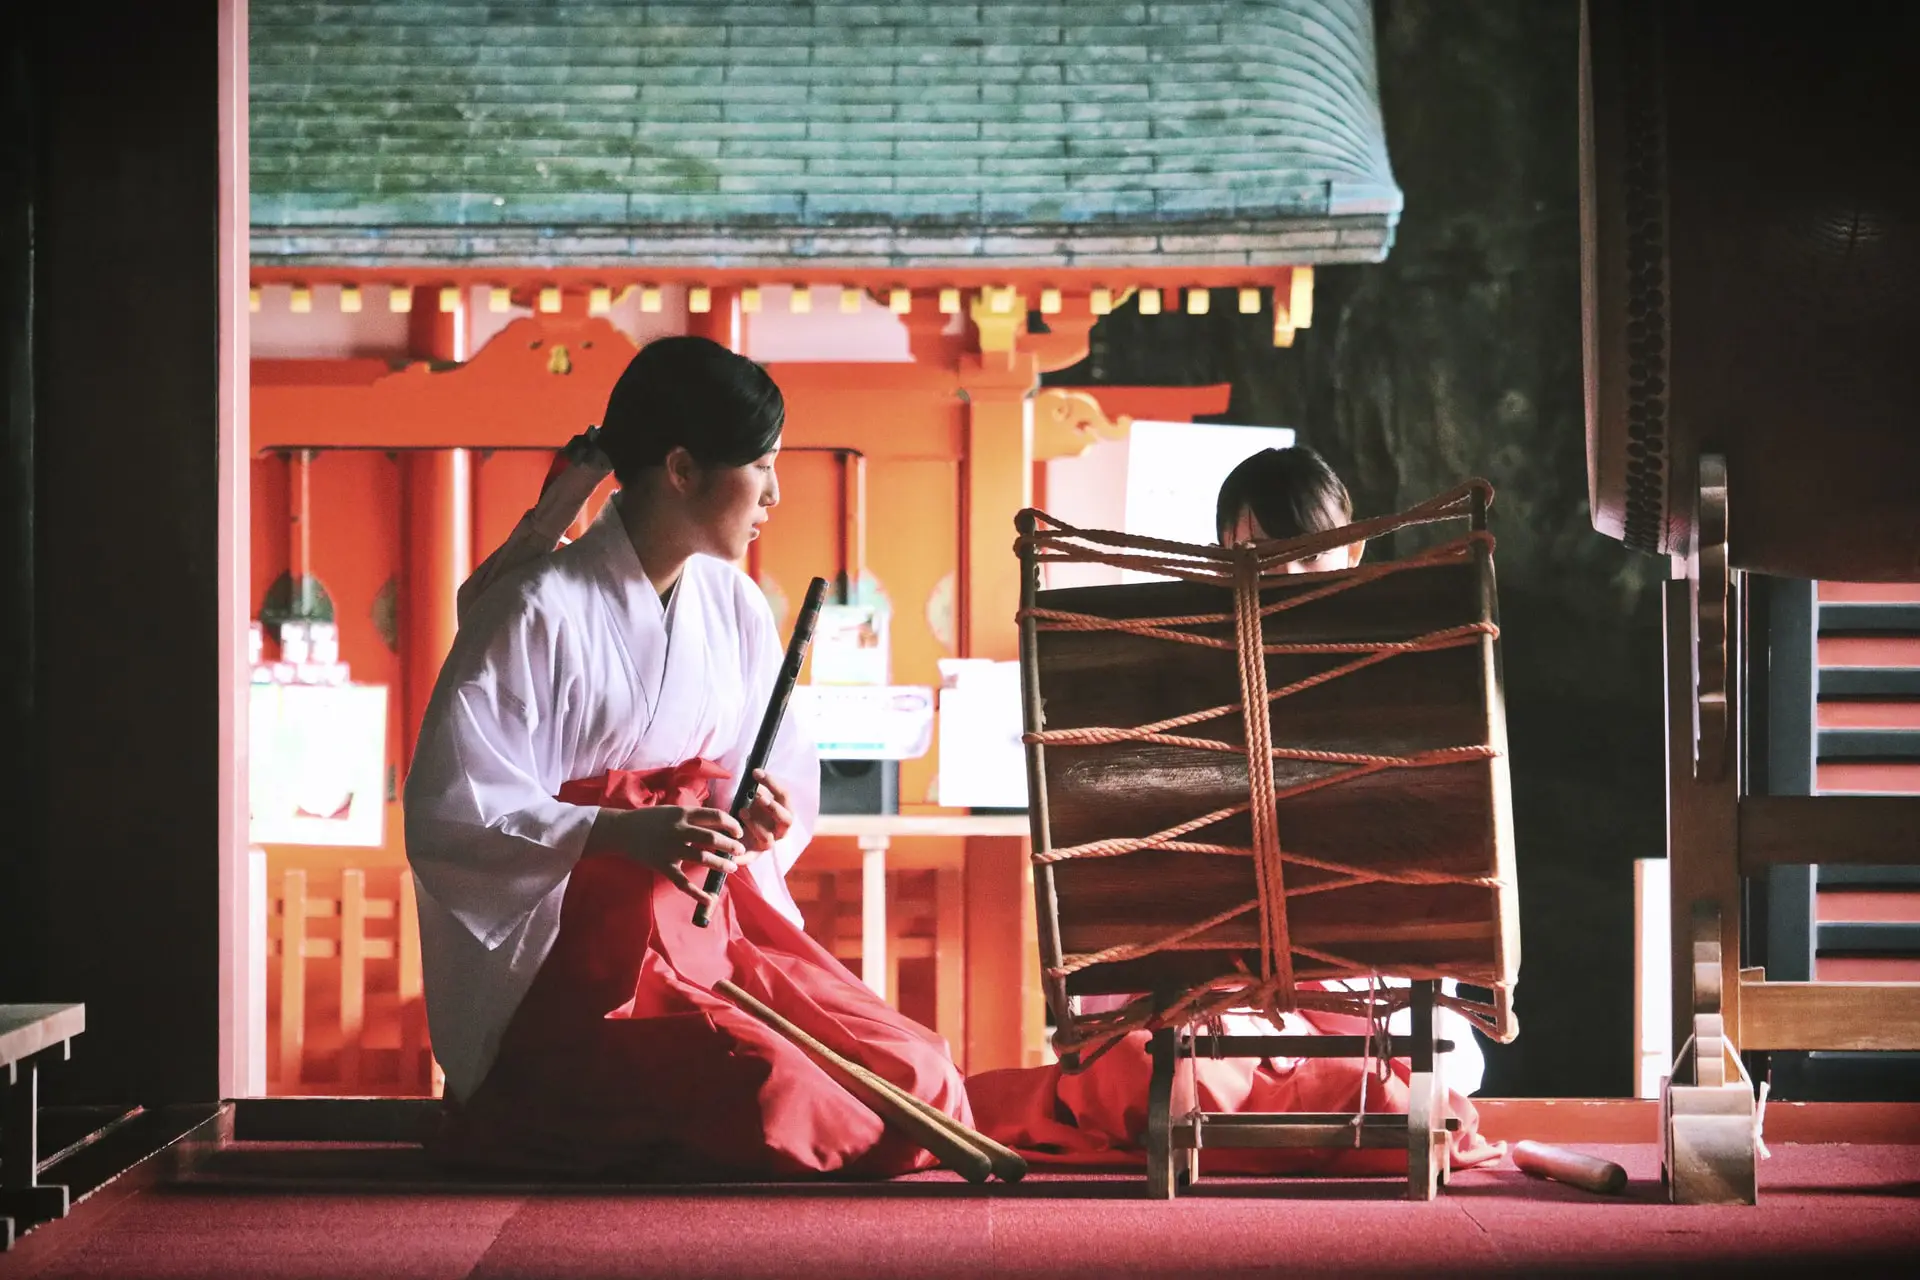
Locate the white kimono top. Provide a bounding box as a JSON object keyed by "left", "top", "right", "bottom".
{"left": 404, "top": 495, "right": 820, "bottom": 1102}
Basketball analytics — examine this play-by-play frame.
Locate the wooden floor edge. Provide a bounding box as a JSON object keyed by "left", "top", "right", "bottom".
{"left": 1473, "top": 1098, "right": 1920, "bottom": 1146}
{"left": 228, "top": 1096, "right": 440, "bottom": 1144}
{"left": 0, "top": 1104, "right": 230, "bottom": 1268}
{"left": 214, "top": 1095, "right": 1920, "bottom": 1150}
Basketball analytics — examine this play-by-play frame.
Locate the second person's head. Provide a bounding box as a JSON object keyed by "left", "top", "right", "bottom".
{"left": 1215, "top": 445, "right": 1365, "bottom": 572}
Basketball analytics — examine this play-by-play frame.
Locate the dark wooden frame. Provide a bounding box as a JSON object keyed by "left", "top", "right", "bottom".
{"left": 1141, "top": 980, "right": 1456, "bottom": 1199}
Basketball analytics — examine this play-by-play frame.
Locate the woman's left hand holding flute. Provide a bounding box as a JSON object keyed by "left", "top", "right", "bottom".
{"left": 739, "top": 769, "right": 795, "bottom": 859}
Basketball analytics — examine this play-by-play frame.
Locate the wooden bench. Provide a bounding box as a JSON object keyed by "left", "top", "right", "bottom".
{"left": 0, "top": 1003, "right": 85, "bottom": 1250}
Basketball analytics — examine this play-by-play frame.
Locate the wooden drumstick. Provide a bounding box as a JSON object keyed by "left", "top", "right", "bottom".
{"left": 867, "top": 1078, "right": 1031, "bottom": 1184}
{"left": 714, "top": 979, "right": 1023, "bottom": 1184}
{"left": 851, "top": 1056, "right": 1030, "bottom": 1184}
{"left": 1512, "top": 1140, "right": 1628, "bottom": 1195}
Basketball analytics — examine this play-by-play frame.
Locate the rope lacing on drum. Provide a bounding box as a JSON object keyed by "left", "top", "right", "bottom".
{"left": 1014, "top": 481, "right": 1516, "bottom": 1066}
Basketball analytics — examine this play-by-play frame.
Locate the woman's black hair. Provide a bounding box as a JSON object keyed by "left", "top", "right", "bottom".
{"left": 1214, "top": 445, "right": 1353, "bottom": 542}
{"left": 597, "top": 335, "right": 785, "bottom": 485}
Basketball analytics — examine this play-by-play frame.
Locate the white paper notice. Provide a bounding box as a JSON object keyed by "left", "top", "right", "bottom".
{"left": 811, "top": 603, "right": 891, "bottom": 686}
{"left": 1121, "top": 420, "right": 1297, "bottom": 581}
{"left": 791, "top": 685, "right": 934, "bottom": 760}
{"left": 936, "top": 659, "right": 1028, "bottom": 809}
{"left": 249, "top": 683, "right": 389, "bottom": 847}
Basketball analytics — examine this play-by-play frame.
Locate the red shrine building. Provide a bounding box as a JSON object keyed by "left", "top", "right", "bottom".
{"left": 238, "top": 0, "right": 1386, "bottom": 1096}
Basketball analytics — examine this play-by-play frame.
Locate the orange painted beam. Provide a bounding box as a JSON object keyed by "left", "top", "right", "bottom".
{"left": 1820, "top": 635, "right": 1920, "bottom": 668}
{"left": 767, "top": 364, "right": 967, "bottom": 461}
{"left": 1820, "top": 701, "right": 1920, "bottom": 730}
{"left": 1819, "top": 762, "right": 1920, "bottom": 793}
{"left": 254, "top": 358, "right": 392, "bottom": 388}
{"left": 687, "top": 284, "right": 742, "bottom": 352}
{"left": 1055, "top": 383, "right": 1234, "bottom": 423}
{"left": 250, "top": 265, "right": 1306, "bottom": 293}
{"left": 253, "top": 315, "right": 638, "bottom": 453}
{"left": 963, "top": 835, "right": 1044, "bottom": 1073}
{"left": 399, "top": 292, "right": 472, "bottom": 772}
{"left": 1820, "top": 582, "right": 1920, "bottom": 603}
{"left": 1818, "top": 891, "right": 1920, "bottom": 923}
{"left": 952, "top": 349, "right": 1044, "bottom": 1075}
{"left": 1470, "top": 1099, "right": 1656, "bottom": 1145}
{"left": 252, "top": 343, "right": 968, "bottom": 460}
{"left": 1818, "top": 957, "right": 1920, "bottom": 981}
{"left": 288, "top": 448, "right": 314, "bottom": 613}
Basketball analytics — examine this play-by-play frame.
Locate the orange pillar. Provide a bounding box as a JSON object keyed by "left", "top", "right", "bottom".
{"left": 839, "top": 451, "right": 867, "bottom": 602}
{"left": 957, "top": 352, "right": 1036, "bottom": 661}
{"left": 957, "top": 346, "right": 1047, "bottom": 1071}
{"left": 288, "top": 447, "right": 315, "bottom": 617}
{"left": 697, "top": 287, "right": 755, "bottom": 576}
{"left": 401, "top": 290, "right": 472, "bottom": 769}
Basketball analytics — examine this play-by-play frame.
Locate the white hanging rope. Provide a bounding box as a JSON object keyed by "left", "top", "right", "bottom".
{"left": 1671, "top": 1032, "right": 1771, "bottom": 1161}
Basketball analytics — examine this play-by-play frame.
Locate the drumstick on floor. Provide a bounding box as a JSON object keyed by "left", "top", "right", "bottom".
{"left": 714, "top": 979, "right": 1027, "bottom": 1184}
{"left": 1512, "top": 1140, "right": 1629, "bottom": 1195}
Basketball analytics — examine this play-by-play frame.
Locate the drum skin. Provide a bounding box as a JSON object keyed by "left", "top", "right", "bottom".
{"left": 1581, "top": 0, "right": 1920, "bottom": 579}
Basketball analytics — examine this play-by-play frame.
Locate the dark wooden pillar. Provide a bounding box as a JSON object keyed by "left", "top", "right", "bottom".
{"left": 6, "top": 1, "right": 230, "bottom": 1105}
{"left": 0, "top": 12, "right": 45, "bottom": 1008}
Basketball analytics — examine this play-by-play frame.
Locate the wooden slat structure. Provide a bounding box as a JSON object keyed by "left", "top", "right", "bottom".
{"left": 1015, "top": 489, "right": 1518, "bottom": 1200}
{"left": 1739, "top": 797, "right": 1920, "bottom": 871}
{"left": 268, "top": 868, "right": 436, "bottom": 1097}
{"left": 1739, "top": 981, "right": 1920, "bottom": 1053}
{"left": 787, "top": 866, "right": 967, "bottom": 1061}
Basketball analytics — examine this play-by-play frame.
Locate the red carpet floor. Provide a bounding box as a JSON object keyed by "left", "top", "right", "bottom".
{"left": 2, "top": 1142, "right": 1915, "bottom": 1279}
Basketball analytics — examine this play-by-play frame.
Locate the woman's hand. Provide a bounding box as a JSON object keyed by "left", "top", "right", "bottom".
{"left": 586, "top": 806, "right": 747, "bottom": 910}
{"left": 740, "top": 770, "right": 794, "bottom": 856}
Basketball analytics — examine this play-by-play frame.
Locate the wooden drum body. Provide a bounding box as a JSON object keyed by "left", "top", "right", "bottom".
{"left": 1015, "top": 495, "right": 1521, "bottom": 1067}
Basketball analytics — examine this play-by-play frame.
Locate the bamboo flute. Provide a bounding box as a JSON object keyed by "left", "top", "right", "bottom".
{"left": 692, "top": 575, "right": 829, "bottom": 928}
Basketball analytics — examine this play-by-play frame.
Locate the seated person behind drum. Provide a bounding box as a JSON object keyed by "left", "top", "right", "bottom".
{"left": 968, "top": 446, "right": 1498, "bottom": 1170}
{"left": 1215, "top": 444, "right": 1365, "bottom": 570}
{"left": 1215, "top": 443, "right": 1485, "bottom": 1095}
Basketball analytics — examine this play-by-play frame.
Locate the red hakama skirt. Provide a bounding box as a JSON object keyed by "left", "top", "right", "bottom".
{"left": 434, "top": 761, "right": 971, "bottom": 1180}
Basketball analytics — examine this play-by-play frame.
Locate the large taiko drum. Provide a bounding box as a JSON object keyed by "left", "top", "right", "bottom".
{"left": 1581, "top": 0, "right": 1920, "bottom": 579}
{"left": 1014, "top": 487, "right": 1520, "bottom": 1066}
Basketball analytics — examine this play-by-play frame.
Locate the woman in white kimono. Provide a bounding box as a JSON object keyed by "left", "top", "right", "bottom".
{"left": 405, "top": 337, "right": 969, "bottom": 1179}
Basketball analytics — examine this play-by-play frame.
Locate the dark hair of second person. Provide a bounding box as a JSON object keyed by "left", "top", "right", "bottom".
{"left": 1215, "top": 445, "right": 1366, "bottom": 573}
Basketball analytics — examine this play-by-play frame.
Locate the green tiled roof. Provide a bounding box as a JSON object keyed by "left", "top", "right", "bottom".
{"left": 251, "top": 1, "right": 1402, "bottom": 268}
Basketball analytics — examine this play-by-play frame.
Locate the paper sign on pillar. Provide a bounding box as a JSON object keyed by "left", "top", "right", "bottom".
{"left": 935, "top": 658, "right": 1028, "bottom": 810}
{"left": 793, "top": 600, "right": 934, "bottom": 756}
